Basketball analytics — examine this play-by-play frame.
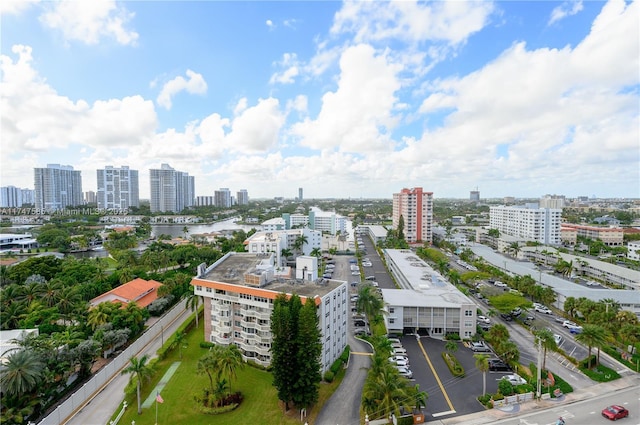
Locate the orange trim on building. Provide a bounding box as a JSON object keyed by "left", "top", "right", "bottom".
{"left": 191, "top": 278, "right": 322, "bottom": 306}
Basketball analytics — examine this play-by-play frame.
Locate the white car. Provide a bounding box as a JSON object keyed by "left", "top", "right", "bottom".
{"left": 396, "top": 366, "right": 413, "bottom": 379}
{"left": 391, "top": 359, "right": 409, "bottom": 368}
{"left": 470, "top": 341, "right": 491, "bottom": 352}
{"left": 393, "top": 348, "right": 407, "bottom": 355}
{"left": 362, "top": 262, "right": 373, "bottom": 267}
{"left": 477, "top": 315, "right": 491, "bottom": 324}
{"left": 494, "top": 281, "right": 508, "bottom": 287}
{"left": 535, "top": 306, "right": 552, "bottom": 314}
{"left": 500, "top": 374, "right": 526, "bottom": 385}
{"left": 389, "top": 355, "right": 408, "bottom": 363}
{"left": 553, "top": 334, "right": 563, "bottom": 345}
{"left": 562, "top": 320, "right": 578, "bottom": 328}
{"left": 351, "top": 271, "right": 361, "bottom": 276}
{"left": 390, "top": 342, "right": 403, "bottom": 349}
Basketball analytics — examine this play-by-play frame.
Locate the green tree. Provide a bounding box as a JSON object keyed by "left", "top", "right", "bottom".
{"left": 534, "top": 328, "right": 557, "bottom": 371}
{"left": 575, "top": 324, "right": 607, "bottom": 369}
{"left": 292, "top": 297, "right": 322, "bottom": 409}
{"left": 362, "top": 364, "right": 412, "bottom": 419}
{"left": 216, "top": 344, "right": 244, "bottom": 395}
{"left": 355, "top": 285, "right": 385, "bottom": 324}
{"left": 474, "top": 354, "right": 490, "bottom": 396}
{"left": 445, "top": 340, "right": 458, "bottom": 355}
{"left": 121, "top": 355, "right": 154, "bottom": 414}
{"left": 271, "top": 293, "right": 299, "bottom": 411}
{"left": 397, "top": 215, "right": 405, "bottom": 240}
{"left": 0, "top": 349, "right": 44, "bottom": 398}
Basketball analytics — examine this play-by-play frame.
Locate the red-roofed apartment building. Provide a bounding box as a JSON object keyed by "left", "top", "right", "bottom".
{"left": 90, "top": 278, "right": 163, "bottom": 308}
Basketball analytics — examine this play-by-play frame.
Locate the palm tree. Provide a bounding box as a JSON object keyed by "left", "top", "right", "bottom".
{"left": 575, "top": 324, "right": 607, "bottom": 368}
{"left": 280, "top": 248, "right": 292, "bottom": 266}
{"left": 508, "top": 242, "right": 521, "bottom": 258}
{"left": 293, "top": 234, "right": 308, "bottom": 255}
{"left": 186, "top": 286, "right": 202, "bottom": 328}
{"left": 362, "top": 365, "right": 412, "bottom": 419}
{"left": 310, "top": 247, "right": 322, "bottom": 258}
{"left": 87, "top": 302, "right": 115, "bottom": 331}
{"left": 534, "top": 328, "right": 557, "bottom": 371}
{"left": 121, "top": 355, "right": 154, "bottom": 414}
{"left": 445, "top": 340, "right": 458, "bottom": 355}
{"left": 355, "top": 285, "right": 385, "bottom": 323}
{"left": 474, "top": 354, "right": 490, "bottom": 396}
{"left": 197, "top": 350, "right": 218, "bottom": 397}
{"left": 0, "top": 349, "right": 44, "bottom": 398}
{"left": 216, "top": 344, "right": 244, "bottom": 395}
{"left": 41, "top": 279, "right": 63, "bottom": 307}
{"left": 173, "top": 331, "right": 187, "bottom": 359}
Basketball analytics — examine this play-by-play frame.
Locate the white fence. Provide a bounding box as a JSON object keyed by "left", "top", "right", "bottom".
{"left": 38, "top": 300, "right": 188, "bottom": 425}
{"left": 492, "top": 391, "right": 535, "bottom": 407}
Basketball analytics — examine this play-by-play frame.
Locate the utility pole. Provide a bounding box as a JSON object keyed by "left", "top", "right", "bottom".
{"left": 536, "top": 337, "right": 543, "bottom": 399}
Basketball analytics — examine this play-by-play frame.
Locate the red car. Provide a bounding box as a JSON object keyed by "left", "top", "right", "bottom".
{"left": 602, "top": 405, "right": 629, "bottom": 420}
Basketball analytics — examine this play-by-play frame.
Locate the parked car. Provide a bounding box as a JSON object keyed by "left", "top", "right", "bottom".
{"left": 396, "top": 366, "right": 413, "bottom": 379}
{"left": 470, "top": 341, "right": 491, "bottom": 352}
{"left": 362, "top": 262, "right": 373, "bottom": 267}
{"left": 500, "top": 313, "right": 513, "bottom": 321}
{"left": 555, "top": 316, "right": 565, "bottom": 323}
{"left": 477, "top": 315, "right": 491, "bottom": 324}
{"left": 393, "top": 348, "right": 407, "bottom": 355}
{"left": 488, "top": 359, "right": 511, "bottom": 371}
{"left": 390, "top": 342, "right": 403, "bottom": 349}
{"left": 511, "top": 307, "right": 522, "bottom": 317}
{"left": 389, "top": 355, "right": 409, "bottom": 363}
{"left": 351, "top": 271, "right": 361, "bottom": 276}
{"left": 354, "top": 328, "right": 369, "bottom": 336}
{"left": 354, "top": 320, "right": 367, "bottom": 327}
{"left": 535, "top": 305, "right": 552, "bottom": 314}
{"left": 494, "top": 281, "right": 507, "bottom": 287}
{"left": 387, "top": 338, "right": 401, "bottom": 344}
{"left": 500, "top": 374, "right": 527, "bottom": 385}
{"left": 601, "top": 405, "right": 629, "bottom": 420}
{"left": 562, "top": 320, "right": 578, "bottom": 328}
{"left": 553, "top": 334, "right": 563, "bottom": 345}
{"left": 391, "top": 359, "right": 410, "bottom": 368}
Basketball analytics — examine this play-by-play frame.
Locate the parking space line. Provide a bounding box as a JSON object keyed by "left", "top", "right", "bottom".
{"left": 417, "top": 338, "right": 455, "bottom": 412}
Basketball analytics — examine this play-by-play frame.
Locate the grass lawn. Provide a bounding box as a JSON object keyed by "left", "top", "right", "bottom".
{"left": 115, "top": 320, "right": 344, "bottom": 425}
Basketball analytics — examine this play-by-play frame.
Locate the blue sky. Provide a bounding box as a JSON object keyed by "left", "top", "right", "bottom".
{"left": 1, "top": 0, "right": 638, "bottom": 200}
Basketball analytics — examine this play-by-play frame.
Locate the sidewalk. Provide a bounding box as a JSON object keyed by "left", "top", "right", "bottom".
{"left": 434, "top": 374, "right": 640, "bottom": 425}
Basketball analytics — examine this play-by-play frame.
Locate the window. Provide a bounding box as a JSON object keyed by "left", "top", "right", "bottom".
{"left": 465, "top": 310, "right": 473, "bottom": 317}
{"left": 389, "top": 307, "right": 395, "bottom": 314}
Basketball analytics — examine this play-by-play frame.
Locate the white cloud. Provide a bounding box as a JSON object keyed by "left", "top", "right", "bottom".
{"left": 290, "top": 44, "right": 402, "bottom": 152}
{"left": 156, "top": 69, "right": 208, "bottom": 110}
{"left": 548, "top": 1, "right": 584, "bottom": 26}
{"left": 0, "top": 0, "right": 38, "bottom": 16}
{"left": 331, "top": 1, "right": 495, "bottom": 45}
{"left": 39, "top": 0, "right": 139, "bottom": 45}
{"left": 1, "top": 45, "right": 157, "bottom": 184}
{"left": 266, "top": 19, "right": 274, "bottom": 30}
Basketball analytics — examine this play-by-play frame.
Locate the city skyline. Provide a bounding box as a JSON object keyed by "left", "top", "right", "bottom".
{"left": 1, "top": 1, "right": 638, "bottom": 199}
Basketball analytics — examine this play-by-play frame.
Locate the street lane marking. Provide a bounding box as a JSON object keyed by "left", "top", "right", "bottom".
{"left": 431, "top": 410, "right": 456, "bottom": 418}
{"left": 417, "top": 339, "right": 455, "bottom": 412}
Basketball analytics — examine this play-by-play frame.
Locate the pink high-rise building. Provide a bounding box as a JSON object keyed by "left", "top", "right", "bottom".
{"left": 392, "top": 187, "right": 433, "bottom": 244}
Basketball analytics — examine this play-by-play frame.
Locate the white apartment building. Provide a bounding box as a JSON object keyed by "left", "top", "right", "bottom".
{"left": 282, "top": 213, "right": 309, "bottom": 229}
{"left": 192, "top": 252, "right": 348, "bottom": 373}
{"left": 34, "top": 164, "right": 83, "bottom": 211}
{"left": 236, "top": 189, "right": 249, "bottom": 206}
{"left": 244, "top": 228, "right": 322, "bottom": 266}
{"left": 627, "top": 241, "right": 640, "bottom": 261}
{"left": 195, "top": 196, "right": 214, "bottom": 207}
{"left": 392, "top": 187, "right": 433, "bottom": 244}
{"left": 214, "top": 188, "right": 232, "bottom": 208}
{"left": 262, "top": 218, "right": 286, "bottom": 231}
{"left": 149, "top": 164, "right": 194, "bottom": 213}
{"left": 382, "top": 249, "right": 477, "bottom": 338}
{"left": 0, "top": 186, "right": 33, "bottom": 208}
{"left": 489, "top": 204, "right": 562, "bottom": 245}
{"left": 96, "top": 166, "right": 139, "bottom": 210}
{"left": 540, "top": 194, "right": 566, "bottom": 209}
{"left": 308, "top": 207, "right": 347, "bottom": 235}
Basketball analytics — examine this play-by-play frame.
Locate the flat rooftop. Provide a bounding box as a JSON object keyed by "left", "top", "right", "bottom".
{"left": 200, "top": 252, "right": 344, "bottom": 299}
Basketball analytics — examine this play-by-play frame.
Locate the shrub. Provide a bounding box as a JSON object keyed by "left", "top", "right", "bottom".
{"left": 477, "top": 393, "right": 492, "bottom": 407}
{"left": 330, "top": 358, "right": 343, "bottom": 375}
{"left": 323, "top": 370, "right": 335, "bottom": 382}
{"left": 445, "top": 333, "right": 460, "bottom": 341}
{"left": 441, "top": 352, "right": 465, "bottom": 377}
{"left": 340, "top": 345, "right": 351, "bottom": 363}
{"left": 199, "top": 341, "right": 215, "bottom": 349}
{"left": 580, "top": 363, "right": 620, "bottom": 382}
{"left": 498, "top": 379, "right": 514, "bottom": 396}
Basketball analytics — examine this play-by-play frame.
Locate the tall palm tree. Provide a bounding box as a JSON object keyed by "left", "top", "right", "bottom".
{"left": 280, "top": 248, "right": 292, "bottom": 266}
{"left": 0, "top": 349, "right": 44, "bottom": 398}
{"left": 173, "top": 331, "right": 187, "bottom": 359}
{"left": 534, "top": 328, "right": 557, "bottom": 371}
{"left": 185, "top": 286, "right": 202, "bottom": 328}
{"left": 87, "top": 302, "right": 115, "bottom": 331}
{"left": 445, "top": 340, "right": 458, "bottom": 355}
{"left": 575, "top": 324, "right": 607, "bottom": 368}
{"left": 41, "top": 279, "right": 63, "bottom": 307}
{"left": 310, "top": 247, "right": 322, "bottom": 258}
{"left": 216, "top": 344, "right": 244, "bottom": 394}
{"left": 474, "top": 354, "right": 490, "bottom": 396}
{"left": 508, "top": 242, "right": 520, "bottom": 258}
{"left": 121, "top": 355, "right": 154, "bottom": 414}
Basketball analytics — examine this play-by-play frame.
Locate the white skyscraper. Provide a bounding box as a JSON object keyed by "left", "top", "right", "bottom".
{"left": 149, "top": 164, "right": 195, "bottom": 213}
{"left": 34, "top": 164, "right": 83, "bottom": 211}
{"left": 489, "top": 204, "right": 562, "bottom": 245}
{"left": 237, "top": 189, "right": 249, "bottom": 205}
{"left": 214, "top": 188, "right": 232, "bottom": 208}
{"left": 97, "top": 166, "right": 140, "bottom": 210}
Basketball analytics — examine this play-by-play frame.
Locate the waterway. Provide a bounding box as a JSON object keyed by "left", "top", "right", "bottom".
{"left": 150, "top": 217, "right": 261, "bottom": 238}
